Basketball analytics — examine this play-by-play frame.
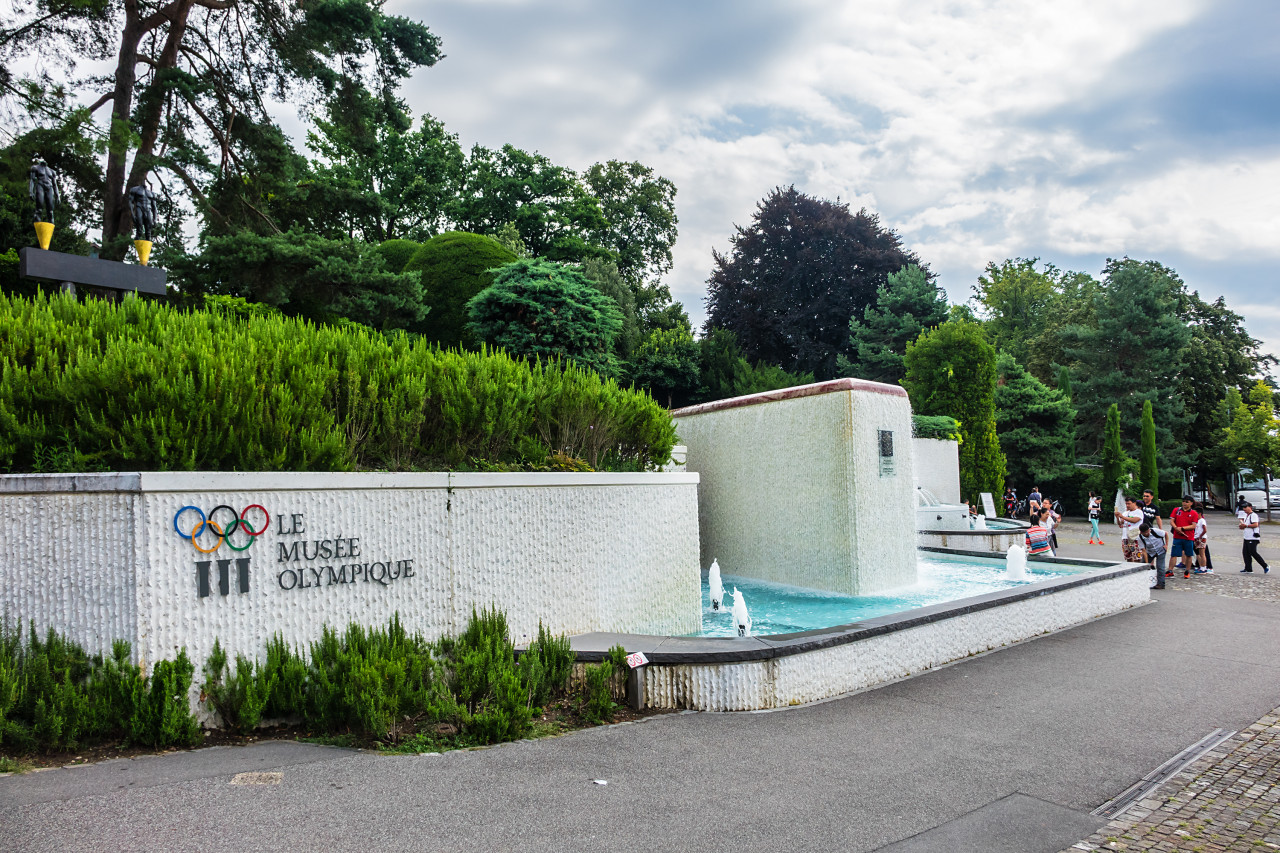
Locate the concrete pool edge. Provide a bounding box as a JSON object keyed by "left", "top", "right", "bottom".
{"left": 570, "top": 551, "right": 1150, "bottom": 711}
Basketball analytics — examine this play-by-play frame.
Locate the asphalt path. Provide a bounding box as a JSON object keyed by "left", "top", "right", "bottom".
{"left": 4, "top": 588, "right": 1280, "bottom": 853}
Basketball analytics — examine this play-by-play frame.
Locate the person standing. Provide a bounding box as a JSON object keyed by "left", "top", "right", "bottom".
{"left": 1115, "top": 496, "right": 1145, "bottom": 563}
{"left": 1043, "top": 499, "right": 1062, "bottom": 551}
{"left": 1087, "top": 491, "right": 1103, "bottom": 545}
{"left": 1138, "top": 522, "right": 1168, "bottom": 590}
{"left": 1239, "top": 501, "right": 1269, "bottom": 573}
{"left": 1193, "top": 505, "right": 1212, "bottom": 573}
{"left": 1028, "top": 485, "right": 1043, "bottom": 515}
{"left": 1140, "top": 489, "right": 1163, "bottom": 533}
{"left": 1168, "top": 495, "right": 1201, "bottom": 579}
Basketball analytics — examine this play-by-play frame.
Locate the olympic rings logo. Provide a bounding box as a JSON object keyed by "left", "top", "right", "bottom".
{"left": 173, "top": 504, "right": 270, "bottom": 553}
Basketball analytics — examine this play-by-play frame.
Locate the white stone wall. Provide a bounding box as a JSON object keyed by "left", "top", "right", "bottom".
{"left": 913, "top": 438, "right": 962, "bottom": 504}
{"left": 642, "top": 570, "right": 1149, "bottom": 711}
{"left": 0, "top": 472, "right": 701, "bottom": 670}
{"left": 672, "top": 379, "right": 915, "bottom": 596}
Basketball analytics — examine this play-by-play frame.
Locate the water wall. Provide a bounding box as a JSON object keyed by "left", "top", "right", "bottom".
{"left": 671, "top": 379, "right": 916, "bottom": 596}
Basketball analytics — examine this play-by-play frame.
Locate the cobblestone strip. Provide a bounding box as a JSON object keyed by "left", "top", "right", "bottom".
{"left": 1063, "top": 710, "right": 1280, "bottom": 852}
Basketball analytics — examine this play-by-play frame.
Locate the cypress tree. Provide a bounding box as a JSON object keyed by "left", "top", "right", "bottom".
{"left": 1102, "top": 403, "right": 1124, "bottom": 497}
{"left": 1140, "top": 399, "right": 1158, "bottom": 497}
{"left": 903, "top": 320, "right": 1006, "bottom": 504}
{"left": 1058, "top": 365, "right": 1072, "bottom": 402}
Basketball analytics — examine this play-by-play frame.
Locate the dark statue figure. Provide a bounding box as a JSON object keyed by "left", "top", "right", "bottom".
{"left": 28, "top": 156, "right": 58, "bottom": 224}
{"left": 128, "top": 184, "right": 160, "bottom": 241}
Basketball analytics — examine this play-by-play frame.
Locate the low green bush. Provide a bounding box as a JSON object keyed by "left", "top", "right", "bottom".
{"left": 2, "top": 612, "right": 622, "bottom": 757}
{"left": 0, "top": 624, "right": 200, "bottom": 754}
{"left": 0, "top": 292, "right": 676, "bottom": 473}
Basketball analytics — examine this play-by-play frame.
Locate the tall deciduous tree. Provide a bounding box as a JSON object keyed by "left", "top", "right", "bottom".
{"left": 705, "top": 186, "right": 922, "bottom": 380}
{"left": 308, "top": 94, "right": 465, "bottom": 243}
{"left": 1175, "top": 291, "right": 1274, "bottom": 479}
{"left": 1225, "top": 381, "right": 1280, "bottom": 521}
{"left": 1064, "top": 259, "right": 1192, "bottom": 474}
{"left": 630, "top": 327, "right": 702, "bottom": 409}
{"left": 582, "top": 160, "right": 678, "bottom": 291}
{"left": 994, "top": 352, "right": 1076, "bottom": 486}
{"left": 903, "top": 320, "right": 1006, "bottom": 504}
{"left": 453, "top": 144, "right": 609, "bottom": 264}
{"left": 838, "top": 264, "right": 947, "bottom": 384}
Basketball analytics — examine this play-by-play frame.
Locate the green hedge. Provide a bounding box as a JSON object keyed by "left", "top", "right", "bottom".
{"left": 0, "top": 626, "right": 200, "bottom": 754}
{"left": 0, "top": 292, "right": 676, "bottom": 472}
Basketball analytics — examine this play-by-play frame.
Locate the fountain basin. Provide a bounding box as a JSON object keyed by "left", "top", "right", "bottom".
{"left": 570, "top": 548, "right": 1148, "bottom": 711}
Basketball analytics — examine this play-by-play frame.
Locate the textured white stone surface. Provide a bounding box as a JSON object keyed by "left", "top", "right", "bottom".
{"left": 913, "top": 438, "right": 961, "bottom": 504}
{"left": 0, "top": 472, "right": 701, "bottom": 671}
{"left": 642, "top": 571, "right": 1149, "bottom": 711}
{"left": 673, "top": 381, "right": 916, "bottom": 595}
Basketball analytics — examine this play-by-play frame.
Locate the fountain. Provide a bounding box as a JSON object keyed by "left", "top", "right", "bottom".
{"left": 569, "top": 379, "right": 1149, "bottom": 711}
{"left": 731, "top": 587, "right": 752, "bottom": 637}
{"left": 1004, "top": 544, "right": 1028, "bottom": 581}
{"left": 708, "top": 558, "right": 725, "bottom": 611}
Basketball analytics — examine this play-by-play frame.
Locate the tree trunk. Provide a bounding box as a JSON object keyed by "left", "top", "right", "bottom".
{"left": 101, "top": 3, "right": 144, "bottom": 259}
{"left": 123, "top": 2, "right": 196, "bottom": 206}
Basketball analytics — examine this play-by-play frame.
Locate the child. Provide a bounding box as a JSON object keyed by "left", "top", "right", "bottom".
{"left": 1043, "top": 499, "right": 1062, "bottom": 551}
{"left": 1138, "top": 522, "right": 1168, "bottom": 590}
{"left": 1193, "top": 503, "right": 1212, "bottom": 573}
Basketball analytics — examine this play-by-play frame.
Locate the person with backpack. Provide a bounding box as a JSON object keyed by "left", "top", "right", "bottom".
{"left": 1138, "top": 522, "right": 1168, "bottom": 590}
{"left": 1239, "top": 501, "right": 1269, "bottom": 573}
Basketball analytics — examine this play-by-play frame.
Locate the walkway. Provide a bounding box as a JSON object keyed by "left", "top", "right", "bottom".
{"left": 4, "top": 549, "right": 1280, "bottom": 852}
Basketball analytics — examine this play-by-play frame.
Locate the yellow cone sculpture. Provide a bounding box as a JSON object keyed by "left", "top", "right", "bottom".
{"left": 34, "top": 221, "right": 53, "bottom": 250}
{"left": 134, "top": 239, "right": 153, "bottom": 266}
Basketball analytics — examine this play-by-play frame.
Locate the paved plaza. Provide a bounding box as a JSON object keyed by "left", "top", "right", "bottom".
{"left": 3, "top": 513, "right": 1280, "bottom": 852}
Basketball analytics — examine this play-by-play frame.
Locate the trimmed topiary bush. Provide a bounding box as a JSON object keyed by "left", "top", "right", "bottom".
{"left": 374, "top": 239, "right": 423, "bottom": 274}
{"left": 403, "top": 231, "right": 517, "bottom": 348}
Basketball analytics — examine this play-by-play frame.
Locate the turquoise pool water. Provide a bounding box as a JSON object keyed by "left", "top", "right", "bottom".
{"left": 697, "top": 553, "right": 1080, "bottom": 637}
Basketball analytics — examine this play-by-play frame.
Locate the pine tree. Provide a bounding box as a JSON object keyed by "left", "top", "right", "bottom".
{"left": 838, "top": 264, "right": 947, "bottom": 384}
{"left": 994, "top": 353, "right": 1076, "bottom": 485}
{"left": 1140, "top": 399, "right": 1158, "bottom": 497}
{"left": 1064, "top": 259, "right": 1192, "bottom": 468}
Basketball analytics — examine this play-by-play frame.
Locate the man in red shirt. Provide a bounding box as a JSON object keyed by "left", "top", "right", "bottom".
{"left": 1168, "top": 495, "right": 1201, "bottom": 579}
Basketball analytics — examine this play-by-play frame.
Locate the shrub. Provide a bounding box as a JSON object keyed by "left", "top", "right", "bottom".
{"left": 912, "top": 415, "right": 962, "bottom": 442}
{"left": 582, "top": 662, "right": 615, "bottom": 725}
{"left": 0, "top": 292, "right": 676, "bottom": 473}
{"left": 403, "top": 232, "right": 516, "bottom": 348}
{"left": 0, "top": 624, "right": 198, "bottom": 754}
{"left": 201, "top": 640, "right": 273, "bottom": 735}
{"left": 374, "top": 239, "right": 422, "bottom": 274}
{"left": 467, "top": 258, "right": 624, "bottom": 378}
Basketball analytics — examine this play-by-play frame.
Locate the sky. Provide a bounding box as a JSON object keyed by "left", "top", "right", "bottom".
{"left": 385, "top": 0, "right": 1280, "bottom": 360}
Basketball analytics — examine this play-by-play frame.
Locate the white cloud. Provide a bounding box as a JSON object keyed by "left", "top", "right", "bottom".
{"left": 395, "top": 0, "right": 1280, "bottom": 353}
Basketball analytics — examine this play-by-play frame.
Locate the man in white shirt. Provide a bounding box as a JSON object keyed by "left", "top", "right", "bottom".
{"left": 1239, "top": 501, "right": 1269, "bottom": 573}
{"left": 1115, "top": 496, "right": 1144, "bottom": 563}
